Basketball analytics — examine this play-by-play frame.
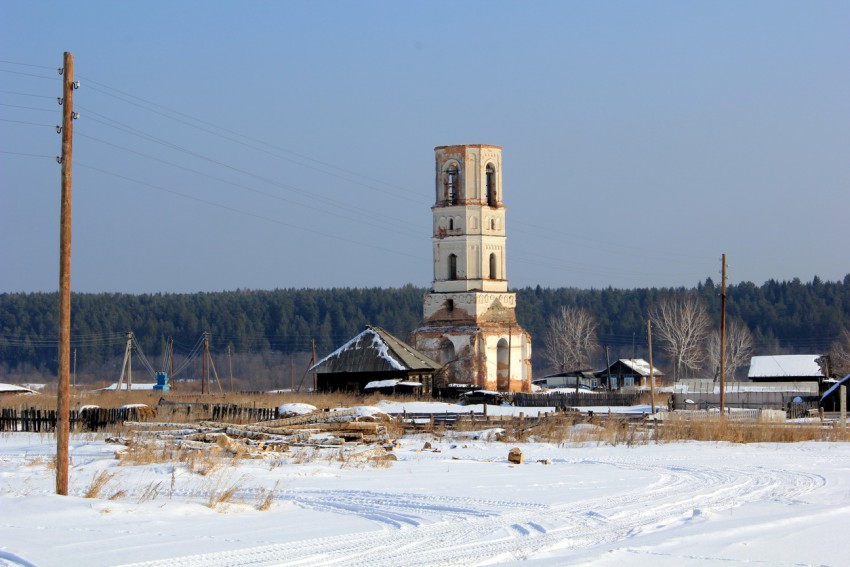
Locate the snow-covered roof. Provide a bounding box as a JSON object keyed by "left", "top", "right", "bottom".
{"left": 0, "top": 383, "right": 36, "bottom": 394}
{"left": 92, "top": 382, "right": 158, "bottom": 391}
{"left": 364, "top": 379, "right": 422, "bottom": 390}
{"left": 748, "top": 355, "right": 825, "bottom": 379}
{"left": 821, "top": 374, "right": 850, "bottom": 402}
{"left": 614, "top": 359, "right": 664, "bottom": 377}
{"left": 311, "top": 326, "right": 441, "bottom": 374}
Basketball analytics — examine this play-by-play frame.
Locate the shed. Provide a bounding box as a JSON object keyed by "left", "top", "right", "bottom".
{"left": 0, "top": 383, "right": 37, "bottom": 396}
{"left": 311, "top": 326, "right": 441, "bottom": 394}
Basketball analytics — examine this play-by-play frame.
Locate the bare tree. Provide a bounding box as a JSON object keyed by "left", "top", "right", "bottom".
{"left": 707, "top": 319, "right": 754, "bottom": 381}
{"left": 543, "top": 306, "right": 600, "bottom": 373}
{"left": 649, "top": 295, "right": 711, "bottom": 381}
{"left": 830, "top": 327, "right": 850, "bottom": 377}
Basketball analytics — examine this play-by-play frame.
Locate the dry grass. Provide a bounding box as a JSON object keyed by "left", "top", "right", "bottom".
{"left": 651, "top": 414, "right": 850, "bottom": 443}
{"left": 257, "top": 480, "right": 279, "bottom": 511}
{"left": 206, "top": 473, "right": 245, "bottom": 510}
{"left": 84, "top": 470, "right": 117, "bottom": 498}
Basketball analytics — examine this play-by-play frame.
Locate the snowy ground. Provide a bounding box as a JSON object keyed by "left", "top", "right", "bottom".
{"left": 1, "top": 425, "right": 849, "bottom": 566}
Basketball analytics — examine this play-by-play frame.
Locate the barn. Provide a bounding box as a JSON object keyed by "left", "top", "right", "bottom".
{"left": 311, "top": 326, "right": 441, "bottom": 395}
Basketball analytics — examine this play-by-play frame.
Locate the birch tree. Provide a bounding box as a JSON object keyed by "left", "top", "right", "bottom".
{"left": 543, "top": 306, "right": 600, "bottom": 372}
{"left": 831, "top": 327, "right": 850, "bottom": 377}
{"left": 649, "top": 295, "right": 710, "bottom": 381}
{"left": 707, "top": 319, "right": 754, "bottom": 381}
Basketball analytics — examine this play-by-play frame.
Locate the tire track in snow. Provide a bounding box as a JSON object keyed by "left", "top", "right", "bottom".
{"left": 117, "top": 459, "right": 824, "bottom": 567}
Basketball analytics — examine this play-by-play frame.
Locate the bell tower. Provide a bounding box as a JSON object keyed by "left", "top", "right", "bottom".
{"left": 413, "top": 145, "right": 531, "bottom": 392}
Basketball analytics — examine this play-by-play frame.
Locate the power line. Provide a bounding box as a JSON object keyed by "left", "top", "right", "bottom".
{"left": 79, "top": 77, "right": 427, "bottom": 205}
{"left": 76, "top": 161, "right": 428, "bottom": 263}
{"left": 76, "top": 107, "right": 422, "bottom": 234}
{"left": 75, "top": 131, "right": 422, "bottom": 238}
{"left": 0, "top": 59, "right": 57, "bottom": 70}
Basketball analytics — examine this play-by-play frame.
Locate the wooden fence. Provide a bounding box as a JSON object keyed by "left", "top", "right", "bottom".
{"left": 513, "top": 391, "right": 648, "bottom": 408}
{"left": 0, "top": 406, "right": 154, "bottom": 433}
{"left": 0, "top": 403, "right": 284, "bottom": 433}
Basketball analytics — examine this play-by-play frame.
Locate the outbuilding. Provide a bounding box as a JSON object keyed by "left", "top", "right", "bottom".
{"left": 311, "top": 326, "right": 441, "bottom": 394}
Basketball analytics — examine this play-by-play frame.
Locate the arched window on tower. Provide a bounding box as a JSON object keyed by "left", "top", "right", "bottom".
{"left": 445, "top": 165, "right": 459, "bottom": 205}
{"left": 448, "top": 218, "right": 454, "bottom": 231}
{"left": 486, "top": 164, "right": 496, "bottom": 206}
{"left": 448, "top": 254, "right": 458, "bottom": 280}
{"left": 489, "top": 253, "right": 497, "bottom": 280}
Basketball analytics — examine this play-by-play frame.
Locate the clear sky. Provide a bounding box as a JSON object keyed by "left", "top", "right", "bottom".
{"left": 1, "top": 1, "right": 848, "bottom": 294}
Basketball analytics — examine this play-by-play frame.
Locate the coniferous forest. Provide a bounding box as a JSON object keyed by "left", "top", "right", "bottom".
{"left": 1, "top": 276, "right": 848, "bottom": 387}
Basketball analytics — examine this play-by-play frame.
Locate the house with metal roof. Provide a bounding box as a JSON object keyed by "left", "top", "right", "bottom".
{"left": 747, "top": 355, "right": 827, "bottom": 383}
{"left": 310, "top": 326, "right": 442, "bottom": 394}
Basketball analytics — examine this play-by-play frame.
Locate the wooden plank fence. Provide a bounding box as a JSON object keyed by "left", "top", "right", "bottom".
{"left": 0, "top": 406, "right": 154, "bottom": 433}
{"left": 513, "top": 392, "right": 647, "bottom": 408}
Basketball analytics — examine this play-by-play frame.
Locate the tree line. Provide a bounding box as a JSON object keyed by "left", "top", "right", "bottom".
{"left": 1, "top": 276, "right": 848, "bottom": 383}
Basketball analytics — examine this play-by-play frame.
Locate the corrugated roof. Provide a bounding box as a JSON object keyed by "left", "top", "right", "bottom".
{"left": 747, "top": 355, "right": 824, "bottom": 378}
{"left": 311, "top": 326, "right": 441, "bottom": 374}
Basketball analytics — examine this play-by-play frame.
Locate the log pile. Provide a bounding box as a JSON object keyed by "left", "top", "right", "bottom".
{"left": 122, "top": 408, "right": 393, "bottom": 457}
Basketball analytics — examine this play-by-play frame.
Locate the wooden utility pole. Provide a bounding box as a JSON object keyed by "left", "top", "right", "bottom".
{"left": 311, "top": 339, "right": 317, "bottom": 392}
{"left": 56, "top": 51, "right": 75, "bottom": 496}
{"left": 605, "top": 345, "right": 612, "bottom": 391}
{"left": 720, "top": 253, "right": 727, "bottom": 416}
{"left": 202, "top": 332, "right": 209, "bottom": 395}
{"left": 169, "top": 337, "right": 175, "bottom": 391}
{"left": 228, "top": 345, "right": 234, "bottom": 392}
{"left": 647, "top": 319, "right": 656, "bottom": 414}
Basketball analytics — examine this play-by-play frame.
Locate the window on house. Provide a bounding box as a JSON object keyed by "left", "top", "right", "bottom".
{"left": 486, "top": 164, "right": 496, "bottom": 206}
{"left": 448, "top": 254, "right": 457, "bottom": 280}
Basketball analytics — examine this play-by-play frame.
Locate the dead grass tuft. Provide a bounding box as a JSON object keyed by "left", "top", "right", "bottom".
{"left": 84, "top": 470, "right": 117, "bottom": 498}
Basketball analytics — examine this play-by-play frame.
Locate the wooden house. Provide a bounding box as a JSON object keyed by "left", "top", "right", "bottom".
{"left": 311, "top": 326, "right": 441, "bottom": 394}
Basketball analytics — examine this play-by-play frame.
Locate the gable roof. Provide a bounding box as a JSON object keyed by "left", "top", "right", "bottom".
{"left": 311, "top": 326, "right": 441, "bottom": 374}
{"left": 610, "top": 358, "right": 664, "bottom": 377}
{"left": 748, "top": 355, "right": 825, "bottom": 379}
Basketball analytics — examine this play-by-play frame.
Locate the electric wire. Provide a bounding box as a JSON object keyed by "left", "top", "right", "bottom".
{"left": 75, "top": 161, "right": 429, "bottom": 264}
{"left": 76, "top": 108, "right": 423, "bottom": 236}
{"left": 79, "top": 77, "right": 427, "bottom": 205}
{"left": 75, "top": 131, "right": 422, "bottom": 239}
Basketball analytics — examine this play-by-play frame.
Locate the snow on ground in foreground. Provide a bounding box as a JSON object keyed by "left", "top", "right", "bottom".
{"left": 1, "top": 432, "right": 849, "bottom": 567}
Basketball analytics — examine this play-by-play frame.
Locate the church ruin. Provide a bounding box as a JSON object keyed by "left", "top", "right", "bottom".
{"left": 412, "top": 144, "right": 532, "bottom": 392}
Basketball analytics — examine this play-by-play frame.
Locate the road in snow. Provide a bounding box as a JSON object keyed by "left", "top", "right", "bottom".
{"left": 1, "top": 433, "right": 849, "bottom": 566}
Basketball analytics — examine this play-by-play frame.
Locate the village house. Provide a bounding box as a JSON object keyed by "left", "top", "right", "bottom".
{"left": 310, "top": 326, "right": 441, "bottom": 394}
{"left": 595, "top": 358, "right": 664, "bottom": 389}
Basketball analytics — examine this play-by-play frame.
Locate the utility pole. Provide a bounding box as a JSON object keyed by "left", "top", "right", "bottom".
{"left": 311, "top": 339, "right": 317, "bottom": 392}
{"left": 56, "top": 51, "right": 75, "bottom": 496}
{"left": 647, "top": 319, "right": 656, "bottom": 414}
{"left": 228, "top": 345, "right": 234, "bottom": 392}
{"left": 170, "top": 337, "right": 175, "bottom": 390}
{"left": 73, "top": 348, "right": 77, "bottom": 390}
{"left": 202, "top": 332, "right": 209, "bottom": 395}
{"left": 605, "top": 345, "right": 612, "bottom": 391}
{"left": 720, "top": 253, "right": 727, "bottom": 416}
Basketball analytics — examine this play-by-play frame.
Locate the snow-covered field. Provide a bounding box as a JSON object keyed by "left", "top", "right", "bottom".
{"left": 2, "top": 425, "right": 849, "bottom": 566}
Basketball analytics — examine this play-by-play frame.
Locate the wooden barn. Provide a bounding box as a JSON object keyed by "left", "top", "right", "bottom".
{"left": 311, "top": 326, "right": 441, "bottom": 395}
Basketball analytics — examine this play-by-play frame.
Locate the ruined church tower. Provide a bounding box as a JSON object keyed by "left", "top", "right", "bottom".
{"left": 412, "top": 145, "right": 532, "bottom": 392}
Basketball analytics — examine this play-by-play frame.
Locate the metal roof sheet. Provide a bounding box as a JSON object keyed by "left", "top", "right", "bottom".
{"left": 747, "top": 355, "right": 824, "bottom": 378}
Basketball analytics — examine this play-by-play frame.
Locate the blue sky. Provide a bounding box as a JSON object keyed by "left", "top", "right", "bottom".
{"left": 1, "top": 1, "right": 848, "bottom": 293}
